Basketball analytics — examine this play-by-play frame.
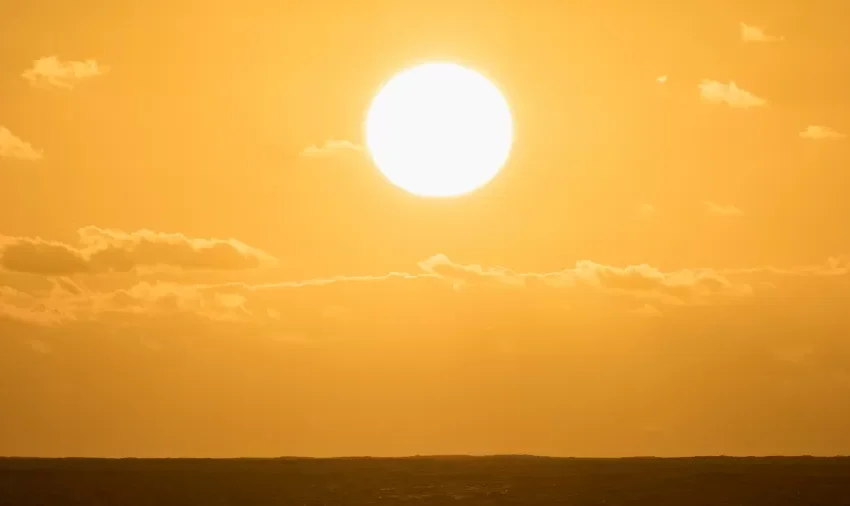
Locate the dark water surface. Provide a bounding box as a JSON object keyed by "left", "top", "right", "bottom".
{"left": 2, "top": 456, "right": 849, "bottom": 505}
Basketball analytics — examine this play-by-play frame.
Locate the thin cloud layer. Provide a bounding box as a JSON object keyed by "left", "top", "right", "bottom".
{"left": 800, "top": 125, "right": 846, "bottom": 140}
{"left": 704, "top": 202, "right": 744, "bottom": 216}
{"left": 0, "top": 227, "right": 277, "bottom": 276}
{"left": 699, "top": 80, "right": 766, "bottom": 109}
{"left": 6, "top": 252, "right": 849, "bottom": 328}
{"left": 0, "top": 126, "right": 42, "bottom": 161}
{"left": 740, "top": 22, "right": 784, "bottom": 42}
{"left": 22, "top": 56, "right": 108, "bottom": 89}
{"left": 301, "top": 139, "right": 364, "bottom": 157}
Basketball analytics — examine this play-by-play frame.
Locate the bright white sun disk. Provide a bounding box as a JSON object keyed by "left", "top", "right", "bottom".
{"left": 365, "top": 62, "right": 513, "bottom": 197}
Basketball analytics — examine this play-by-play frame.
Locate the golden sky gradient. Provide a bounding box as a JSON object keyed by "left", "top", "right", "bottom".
{"left": 2, "top": 0, "right": 850, "bottom": 457}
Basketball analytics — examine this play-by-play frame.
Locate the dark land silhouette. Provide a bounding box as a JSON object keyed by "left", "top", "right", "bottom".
{"left": 2, "top": 455, "right": 850, "bottom": 505}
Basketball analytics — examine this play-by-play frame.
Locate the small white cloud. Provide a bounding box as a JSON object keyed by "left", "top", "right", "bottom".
{"left": 22, "top": 56, "right": 108, "bottom": 90}
{"left": 656, "top": 75, "right": 668, "bottom": 84}
{"left": 699, "top": 80, "right": 766, "bottom": 109}
{"left": 704, "top": 201, "right": 744, "bottom": 217}
{"left": 0, "top": 126, "right": 43, "bottom": 161}
{"left": 301, "top": 139, "right": 364, "bottom": 158}
{"left": 800, "top": 125, "right": 846, "bottom": 140}
{"left": 740, "top": 22, "right": 784, "bottom": 42}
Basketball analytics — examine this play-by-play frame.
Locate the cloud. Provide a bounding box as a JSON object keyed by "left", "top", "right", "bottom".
{"left": 416, "top": 253, "right": 752, "bottom": 304}
{"left": 800, "top": 125, "right": 846, "bottom": 140}
{"left": 0, "top": 227, "right": 277, "bottom": 276}
{"left": 22, "top": 56, "right": 108, "bottom": 89}
{"left": 300, "top": 139, "right": 364, "bottom": 158}
{"left": 0, "top": 126, "right": 43, "bottom": 161}
{"left": 740, "top": 22, "right": 784, "bottom": 42}
{"left": 704, "top": 202, "right": 743, "bottom": 217}
{"left": 0, "top": 252, "right": 778, "bottom": 328}
{"left": 698, "top": 80, "right": 766, "bottom": 109}
{"left": 2, "top": 251, "right": 850, "bottom": 337}
{"left": 656, "top": 75, "right": 667, "bottom": 84}
{"left": 725, "top": 256, "right": 850, "bottom": 277}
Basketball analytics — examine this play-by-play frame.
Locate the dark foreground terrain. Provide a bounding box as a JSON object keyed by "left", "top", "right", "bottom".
{"left": 2, "top": 456, "right": 850, "bottom": 505}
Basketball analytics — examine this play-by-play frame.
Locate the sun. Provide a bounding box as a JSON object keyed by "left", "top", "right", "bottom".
{"left": 365, "top": 62, "right": 514, "bottom": 197}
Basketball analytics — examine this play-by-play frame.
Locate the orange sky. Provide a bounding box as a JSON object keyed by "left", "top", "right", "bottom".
{"left": 1, "top": 0, "right": 850, "bottom": 457}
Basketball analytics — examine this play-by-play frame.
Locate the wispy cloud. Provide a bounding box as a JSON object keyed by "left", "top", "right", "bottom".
{"left": 800, "top": 125, "right": 846, "bottom": 140}
{"left": 699, "top": 80, "right": 766, "bottom": 109}
{"left": 0, "top": 254, "right": 748, "bottom": 326}
{"left": 22, "top": 56, "right": 108, "bottom": 90}
{"left": 300, "top": 139, "right": 364, "bottom": 158}
{"left": 740, "top": 22, "right": 784, "bottom": 42}
{"left": 704, "top": 202, "right": 744, "bottom": 217}
{"left": 0, "top": 127, "right": 42, "bottom": 161}
{"left": 0, "top": 227, "right": 277, "bottom": 276}
{"left": 5, "top": 251, "right": 850, "bottom": 329}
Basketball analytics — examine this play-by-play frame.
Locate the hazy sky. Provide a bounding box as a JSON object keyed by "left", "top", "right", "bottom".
{"left": 2, "top": 0, "right": 850, "bottom": 457}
